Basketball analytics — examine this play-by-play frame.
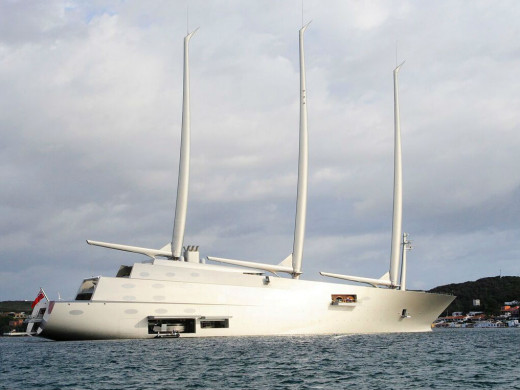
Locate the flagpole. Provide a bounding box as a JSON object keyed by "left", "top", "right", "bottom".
{"left": 40, "top": 287, "right": 49, "bottom": 301}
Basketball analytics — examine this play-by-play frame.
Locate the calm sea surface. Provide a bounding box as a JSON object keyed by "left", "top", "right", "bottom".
{"left": 1, "top": 329, "right": 519, "bottom": 389}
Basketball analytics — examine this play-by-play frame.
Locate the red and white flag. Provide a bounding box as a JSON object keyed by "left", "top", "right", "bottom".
{"left": 31, "top": 289, "right": 46, "bottom": 308}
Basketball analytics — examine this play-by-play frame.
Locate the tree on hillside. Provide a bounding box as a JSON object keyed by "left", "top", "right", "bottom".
{"left": 429, "top": 276, "right": 520, "bottom": 315}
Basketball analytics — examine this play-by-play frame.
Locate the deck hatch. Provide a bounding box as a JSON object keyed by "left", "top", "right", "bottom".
{"left": 147, "top": 317, "right": 196, "bottom": 334}
{"left": 148, "top": 315, "right": 202, "bottom": 320}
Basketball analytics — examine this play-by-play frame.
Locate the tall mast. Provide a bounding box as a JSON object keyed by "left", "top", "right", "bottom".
{"left": 291, "top": 22, "right": 311, "bottom": 279}
{"left": 172, "top": 29, "right": 198, "bottom": 260}
{"left": 389, "top": 62, "right": 404, "bottom": 286}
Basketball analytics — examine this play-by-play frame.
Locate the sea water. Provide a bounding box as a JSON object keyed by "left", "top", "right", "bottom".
{"left": 1, "top": 329, "right": 519, "bottom": 389}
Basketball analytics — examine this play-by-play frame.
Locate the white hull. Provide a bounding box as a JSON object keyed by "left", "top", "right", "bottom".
{"left": 33, "top": 260, "right": 453, "bottom": 340}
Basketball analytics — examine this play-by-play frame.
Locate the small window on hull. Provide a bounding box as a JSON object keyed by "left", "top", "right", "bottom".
{"left": 331, "top": 294, "right": 357, "bottom": 304}
{"left": 75, "top": 293, "right": 93, "bottom": 301}
{"left": 116, "top": 265, "right": 133, "bottom": 278}
{"left": 200, "top": 319, "right": 229, "bottom": 329}
{"left": 75, "top": 278, "right": 99, "bottom": 301}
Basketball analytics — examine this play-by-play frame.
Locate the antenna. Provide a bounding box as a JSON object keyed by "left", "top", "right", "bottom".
{"left": 400, "top": 232, "right": 412, "bottom": 290}
{"left": 395, "top": 40, "right": 398, "bottom": 68}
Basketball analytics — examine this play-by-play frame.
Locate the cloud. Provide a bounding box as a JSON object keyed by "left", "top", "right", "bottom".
{"left": 1, "top": 0, "right": 520, "bottom": 300}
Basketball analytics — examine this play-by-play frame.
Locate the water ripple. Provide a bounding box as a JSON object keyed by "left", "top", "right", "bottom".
{"left": 2, "top": 329, "right": 520, "bottom": 389}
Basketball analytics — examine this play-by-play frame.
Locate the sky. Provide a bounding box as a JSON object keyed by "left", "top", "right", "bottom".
{"left": 1, "top": 0, "right": 519, "bottom": 301}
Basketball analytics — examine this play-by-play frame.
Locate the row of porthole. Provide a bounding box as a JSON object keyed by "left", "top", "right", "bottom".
{"left": 137, "top": 272, "right": 200, "bottom": 278}
{"left": 122, "top": 270, "right": 201, "bottom": 289}
{"left": 137, "top": 272, "right": 176, "bottom": 278}
{"left": 68, "top": 308, "right": 164, "bottom": 316}
{"left": 122, "top": 283, "right": 165, "bottom": 289}
{"left": 68, "top": 307, "right": 195, "bottom": 316}
{"left": 122, "top": 295, "right": 166, "bottom": 301}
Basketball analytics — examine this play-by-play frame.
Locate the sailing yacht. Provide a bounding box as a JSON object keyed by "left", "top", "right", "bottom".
{"left": 27, "top": 26, "right": 454, "bottom": 340}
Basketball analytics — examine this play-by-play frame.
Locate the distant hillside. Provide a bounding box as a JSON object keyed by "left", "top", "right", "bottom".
{"left": 429, "top": 276, "right": 520, "bottom": 315}
{"left": 0, "top": 300, "right": 32, "bottom": 313}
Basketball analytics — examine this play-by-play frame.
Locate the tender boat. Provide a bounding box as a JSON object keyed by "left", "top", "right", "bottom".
{"left": 3, "top": 330, "right": 29, "bottom": 337}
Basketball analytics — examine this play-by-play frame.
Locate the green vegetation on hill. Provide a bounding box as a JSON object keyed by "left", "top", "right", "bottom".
{"left": 429, "top": 276, "right": 520, "bottom": 315}
{"left": 0, "top": 301, "right": 32, "bottom": 313}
